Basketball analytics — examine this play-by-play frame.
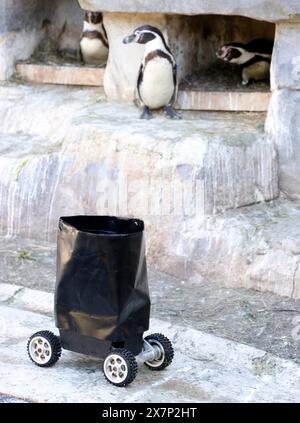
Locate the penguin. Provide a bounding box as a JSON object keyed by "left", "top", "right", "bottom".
{"left": 216, "top": 39, "right": 273, "bottom": 86}
{"left": 123, "top": 25, "right": 180, "bottom": 119}
{"left": 80, "top": 11, "right": 109, "bottom": 65}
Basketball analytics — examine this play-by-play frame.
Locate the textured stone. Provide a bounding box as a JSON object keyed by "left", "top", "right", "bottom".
{"left": 79, "top": 0, "right": 300, "bottom": 23}
{"left": 271, "top": 23, "right": 300, "bottom": 90}
{"left": 0, "top": 31, "right": 42, "bottom": 80}
{"left": 266, "top": 89, "right": 300, "bottom": 200}
{"left": 0, "top": 0, "right": 52, "bottom": 33}
{"left": 16, "top": 63, "right": 104, "bottom": 86}
{"left": 0, "top": 84, "right": 278, "bottom": 243}
{"left": 0, "top": 0, "right": 84, "bottom": 80}
{"left": 177, "top": 90, "right": 271, "bottom": 112}
{"left": 152, "top": 199, "right": 300, "bottom": 299}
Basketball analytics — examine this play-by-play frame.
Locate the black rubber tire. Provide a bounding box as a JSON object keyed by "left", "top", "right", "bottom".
{"left": 103, "top": 348, "right": 138, "bottom": 387}
{"left": 144, "top": 333, "right": 174, "bottom": 371}
{"left": 27, "top": 330, "right": 61, "bottom": 368}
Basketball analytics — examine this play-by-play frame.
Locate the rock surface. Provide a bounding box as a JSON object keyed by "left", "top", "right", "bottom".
{"left": 79, "top": 0, "right": 300, "bottom": 23}
{"left": 0, "top": 83, "right": 278, "bottom": 237}
{"left": 271, "top": 23, "right": 300, "bottom": 91}
{"left": 0, "top": 31, "right": 41, "bottom": 80}
{"left": 266, "top": 89, "right": 300, "bottom": 200}
{"left": 0, "top": 0, "right": 83, "bottom": 80}
{"left": 167, "top": 198, "right": 300, "bottom": 299}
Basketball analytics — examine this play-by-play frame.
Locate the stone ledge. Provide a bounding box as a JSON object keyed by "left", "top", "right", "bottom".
{"left": 271, "top": 23, "right": 300, "bottom": 91}
{"left": 177, "top": 90, "right": 271, "bottom": 112}
{"left": 266, "top": 89, "right": 300, "bottom": 200}
{"left": 79, "top": 0, "right": 300, "bottom": 23}
{"left": 16, "top": 63, "right": 105, "bottom": 87}
{"left": 16, "top": 63, "right": 270, "bottom": 111}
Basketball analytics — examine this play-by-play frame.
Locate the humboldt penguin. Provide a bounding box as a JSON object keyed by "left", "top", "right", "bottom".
{"left": 216, "top": 38, "right": 273, "bottom": 85}
{"left": 80, "top": 11, "right": 108, "bottom": 65}
{"left": 123, "top": 25, "right": 180, "bottom": 119}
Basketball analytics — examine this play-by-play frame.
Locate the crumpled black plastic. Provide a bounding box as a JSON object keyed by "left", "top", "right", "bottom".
{"left": 55, "top": 216, "right": 150, "bottom": 348}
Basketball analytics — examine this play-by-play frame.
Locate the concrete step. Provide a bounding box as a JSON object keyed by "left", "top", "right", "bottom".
{"left": 0, "top": 282, "right": 299, "bottom": 402}
{"left": 0, "top": 83, "right": 278, "bottom": 243}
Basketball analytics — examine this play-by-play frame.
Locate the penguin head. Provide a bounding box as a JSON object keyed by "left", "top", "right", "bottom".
{"left": 84, "top": 11, "right": 103, "bottom": 25}
{"left": 123, "top": 25, "right": 166, "bottom": 46}
{"left": 216, "top": 44, "right": 244, "bottom": 63}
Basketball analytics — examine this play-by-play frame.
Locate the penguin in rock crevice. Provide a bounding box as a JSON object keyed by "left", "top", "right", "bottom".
{"left": 123, "top": 25, "right": 180, "bottom": 119}
{"left": 80, "top": 11, "right": 109, "bottom": 65}
{"left": 216, "top": 38, "right": 274, "bottom": 86}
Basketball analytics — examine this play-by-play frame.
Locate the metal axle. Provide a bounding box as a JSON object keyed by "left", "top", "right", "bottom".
{"left": 136, "top": 340, "right": 161, "bottom": 363}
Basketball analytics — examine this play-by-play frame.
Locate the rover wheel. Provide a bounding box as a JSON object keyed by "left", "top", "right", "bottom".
{"left": 27, "top": 330, "right": 61, "bottom": 367}
{"left": 103, "top": 348, "right": 138, "bottom": 387}
{"left": 144, "top": 333, "right": 174, "bottom": 371}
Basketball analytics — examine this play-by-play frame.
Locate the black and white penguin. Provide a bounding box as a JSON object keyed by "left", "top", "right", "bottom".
{"left": 80, "top": 12, "right": 108, "bottom": 65}
{"left": 216, "top": 39, "right": 273, "bottom": 85}
{"left": 123, "top": 25, "right": 180, "bottom": 119}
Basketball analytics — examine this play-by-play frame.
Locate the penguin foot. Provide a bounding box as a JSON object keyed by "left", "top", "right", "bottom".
{"left": 140, "top": 106, "right": 153, "bottom": 120}
{"left": 164, "top": 105, "right": 181, "bottom": 119}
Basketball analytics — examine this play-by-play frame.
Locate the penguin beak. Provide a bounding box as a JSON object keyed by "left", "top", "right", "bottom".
{"left": 123, "top": 33, "right": 136, "bottom": 44}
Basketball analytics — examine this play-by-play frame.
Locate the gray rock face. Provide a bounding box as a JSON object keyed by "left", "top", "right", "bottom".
{"left": 150, "top": 199, "right": 300, "bottom": 299}
{"left": 0, "top": 0, "right": 83, "bottom": 80}
{"left": 79, "top": 0, "right": 300, "bottom": 23}
{"left": 0, "top": 1, "right": 51, "bottom": 33}
{"left": 266, "top": 89, "right": 300, "bottom": 200}
{"left": 0, "top": 84, "right": 278, "bottom": 240}
{"left": 0, "top": 84, "right": 282, "bottom": 299}
{"left": 271, "top": 23, "right": 300, "bottom": 90}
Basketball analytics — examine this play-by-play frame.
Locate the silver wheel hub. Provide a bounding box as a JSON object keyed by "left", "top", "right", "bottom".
{"left": 145, "top": 340, "right": 165, "bottom": 367}
{"left": 104, "top": 354, "right": 128, "bottom": 383}
{"left": 29, "top": 336, "right": 52, "bottom": 364}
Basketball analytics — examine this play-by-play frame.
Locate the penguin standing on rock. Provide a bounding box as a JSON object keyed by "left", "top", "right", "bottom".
{"left": 80, "top": 11, "right": 108, "bottom": 65}
{"left": 123, "top": 25, "right": 180, "bottom": 119}
{"left": 216, "top": 39, "right": 273, "bottom": 86}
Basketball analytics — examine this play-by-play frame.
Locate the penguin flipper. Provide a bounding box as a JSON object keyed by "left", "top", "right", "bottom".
{"left": 136, "top": 63, "right": 144, "bottom": 105}
{"left": 79, "top": 48, "right": 84, "bottom": 65}
{"left": 170, "top": 63, "right": 178, "bottom": 106}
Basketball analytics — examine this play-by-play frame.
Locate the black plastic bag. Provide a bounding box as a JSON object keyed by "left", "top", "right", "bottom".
{"left": 54, "top": 216, "right": 150, "bottom": 356}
